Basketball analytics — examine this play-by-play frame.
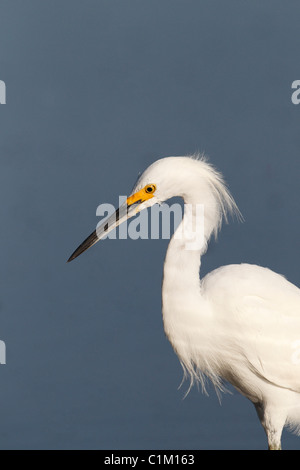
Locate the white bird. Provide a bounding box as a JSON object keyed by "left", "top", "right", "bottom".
{"left": 68, "top": 155, "right": 300, "bottom": 450}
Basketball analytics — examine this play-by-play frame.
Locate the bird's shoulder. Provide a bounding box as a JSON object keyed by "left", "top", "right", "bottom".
{"left": 201, "top": 263, "right": 300, "bottom": 313}
{"left": 202, "top": 264, "right": 300, "bottom": 393}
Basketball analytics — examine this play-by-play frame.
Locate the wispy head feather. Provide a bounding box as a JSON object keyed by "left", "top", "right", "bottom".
{"left": 190, "top": 153, "right": 243, "bottom": 238}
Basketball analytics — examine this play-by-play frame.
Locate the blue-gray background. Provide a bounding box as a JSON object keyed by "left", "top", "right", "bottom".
{"left": 0, "top": 0, "right": 299, "bottom": 450}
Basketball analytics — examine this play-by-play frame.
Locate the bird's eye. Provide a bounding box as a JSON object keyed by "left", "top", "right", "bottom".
{"left": 145, "top": 184, "right": 156, "bottom": 194}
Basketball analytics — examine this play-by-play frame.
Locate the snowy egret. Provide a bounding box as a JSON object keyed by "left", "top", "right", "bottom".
{"left": 68, "top": 155, "right": 300, "bottom": 450}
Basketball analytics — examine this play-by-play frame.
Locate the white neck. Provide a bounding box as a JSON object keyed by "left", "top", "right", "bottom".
{"left": 162, "top": 203, "right": 209, "bottom": 323}
{"left": 161, "top": 203, "right": 215, "bottom": 382}
{"left": 162, "top": 201, "right": 212, "bottom": 301}
{"left": 162, "top": 223, "right": 201, "bottom": 297}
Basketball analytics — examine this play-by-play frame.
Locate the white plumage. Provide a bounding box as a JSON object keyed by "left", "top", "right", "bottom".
{"left": 68, "top": 155, "right": 300, "bottom": 450}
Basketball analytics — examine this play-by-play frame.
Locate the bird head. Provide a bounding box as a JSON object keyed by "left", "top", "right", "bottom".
{"left": 67, "top": 156, "right": 240, "bottom": 262}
